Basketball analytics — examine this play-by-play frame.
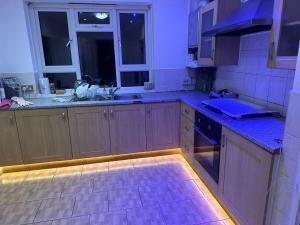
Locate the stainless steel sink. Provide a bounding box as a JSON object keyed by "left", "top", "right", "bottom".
{"left": 71, "top": 94, "right": 142, "bottom": 102}
{"left": 113, "top": 94, "right": 142, "bottom": 101}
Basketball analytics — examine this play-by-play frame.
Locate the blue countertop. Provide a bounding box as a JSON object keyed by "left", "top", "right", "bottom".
{"left": 10, "top": 91, "right": 285, "bottom": 154}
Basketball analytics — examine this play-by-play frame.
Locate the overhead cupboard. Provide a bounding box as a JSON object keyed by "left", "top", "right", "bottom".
{"left": 269, "top": 0, "right": 300, "bottom": 69}
{"left": 197, "top": 0, "right": 240, "bottom": 66}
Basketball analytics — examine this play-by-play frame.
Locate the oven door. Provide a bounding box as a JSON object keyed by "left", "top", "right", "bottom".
{"left": 193, "top": 125, "right": 220, "bottom": 183}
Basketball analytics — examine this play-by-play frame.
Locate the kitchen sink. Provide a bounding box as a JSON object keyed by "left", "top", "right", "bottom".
{"left": 70, "top": 94, "right": 142, "bottom": 102}
{"left": 113, "top": 94, "right": 142, "bottom": 100}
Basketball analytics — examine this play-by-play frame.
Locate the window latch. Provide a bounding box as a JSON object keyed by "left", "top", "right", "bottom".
{"left": 66, "top": 39, "right": 73, "bottom": 48}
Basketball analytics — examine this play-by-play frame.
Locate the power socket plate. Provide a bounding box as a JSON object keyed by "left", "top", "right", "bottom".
{"left": 21, "top": 85, "right": 34, "bottom": 93}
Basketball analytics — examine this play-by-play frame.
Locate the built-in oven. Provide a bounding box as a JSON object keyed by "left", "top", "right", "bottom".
{"left": 194, "top": 111, "right": 222, "bottom": 183}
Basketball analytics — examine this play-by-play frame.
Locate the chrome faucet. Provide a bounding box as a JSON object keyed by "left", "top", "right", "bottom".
{"left": 104, "top": 81, "right": 120, "bottom": 99}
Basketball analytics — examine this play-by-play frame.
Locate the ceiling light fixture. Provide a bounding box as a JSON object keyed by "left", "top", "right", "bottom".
{"left": 95, "top": 12, "right": 109, "bottom": 20}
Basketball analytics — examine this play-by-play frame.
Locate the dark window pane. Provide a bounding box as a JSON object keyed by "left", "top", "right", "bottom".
{"left": 278, "top": 0, "right": 300, "bottom": 56}
{"left": 200, "top": 9, "right": 214, "bottom": 58}
{"left": 121, "top": 71, "right": 149, "bottom": 87}
{"left": 120, "top": 13, "right": 146, "bottom": 64}
{"left": 78, "top": 12, "right": 110, "bottom": 24}
{"left": 38, "top": 12, "right": 72, "bottom": 66}
{"left": 77, "top": 32, "right": 116, "bottom": 86}
{"left": 44, "top": 73, "right": 77, "bottom": 89}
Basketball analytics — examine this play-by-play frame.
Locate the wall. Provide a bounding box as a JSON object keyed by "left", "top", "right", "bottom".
{"left": 269, "top": 46, "right": 300, "bottom": 225}
{"left": 215, "top": 31, "right": 295, "bottom": 115}
{"left": 0, "top": 0, "right": 34, "bottom": 73}
{"left": 0, "top": 0, "right": 191, "bottom": 92}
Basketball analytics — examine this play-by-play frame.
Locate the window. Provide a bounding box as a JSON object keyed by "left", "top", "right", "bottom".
{"left": 77, "top": 32, "right": 116, "bottom": 87}
{"left": 78, "top": 12, "right": 110, "bottom": 25}
{"left": 30, "top": 5, "right": 151, "bottom": 90}
{"left": 38, "top": 11, "right": 72, "bottom": 66}
{"left": 119, "top": 13, "right": 146, "bottom": 65}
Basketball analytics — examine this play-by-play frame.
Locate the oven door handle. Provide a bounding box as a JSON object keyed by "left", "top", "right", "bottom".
{"left": 193, "top": 125, "right": 219, "bottom": 146}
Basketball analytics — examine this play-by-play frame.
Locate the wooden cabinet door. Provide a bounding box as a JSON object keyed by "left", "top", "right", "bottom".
{"left": 0, "top": 111, "right": 23, "bottom": 166}
{"left": 219, "top": 127, "right": 273, "bottom": 225}
{"left": 269, "top": 0, "right": 300, "bottom": 69}
{"left": 68, "top": 106, "right": 110, "bottom": 158}
{"left": 146, "top": 102, "right": 180, "bottom": 150}
{"left": 15, "top": 108, "right": 72, "bottom": 164}
{"left": 109, "top": 104, "right": 146, "bottom": 154}
{"left": 198, "top": 0, "right": 218, "bottom": 65}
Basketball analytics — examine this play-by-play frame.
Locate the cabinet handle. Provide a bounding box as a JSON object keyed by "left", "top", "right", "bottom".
{"left": 104, "top": 109, "right": 108, "bottom": 119}
{"left": 222, "top": 134, "right": 225, "bottom": 148}
{"left": 9, "top": 116, "right": 14, "bottom": 125}
{"left": 110, "top": 109, "right": 114, "bottom": 119}
{"left": 62, "top": 112, "right": 66, "bottom": 120}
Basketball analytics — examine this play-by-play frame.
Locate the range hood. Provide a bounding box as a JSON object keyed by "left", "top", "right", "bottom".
{"left": 203, "top": 0, "right": 274, "bottom": 36}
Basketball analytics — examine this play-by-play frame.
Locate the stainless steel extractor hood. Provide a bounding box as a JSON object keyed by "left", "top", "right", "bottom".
{"left": 203, "top": 0, "right": 274, "bottom": 36}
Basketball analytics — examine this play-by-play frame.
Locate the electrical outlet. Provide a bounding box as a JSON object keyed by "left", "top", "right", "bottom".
{"left": 21, "top": 85, "right": 34, "bottom": 93}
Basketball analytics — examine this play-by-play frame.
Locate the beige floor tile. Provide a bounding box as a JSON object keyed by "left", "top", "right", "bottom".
{"left": 127, "top": 205, "right": 166, "bottom": 225}
{"left": 0, "top": 171, "right": 29, "bottom": 184}
{"left": 90, "top": 211, "right": 127, "bottom": 225}
{"left": 108, "top": 188, "right": 142, "bottom": 211}
{"left": 0, "top": 187, "right": 33, "bottom": 205}
{"left": 109, "top": 159, "right": 133, "bottom": 171}
{"left": 132, "top": 158, "right": 158, "bottom": 167}
{"left": 61, "top": 176, "right": 93, "bottom": 197}
{"left": 0, "top": 200, "right": 41, "bottom": 225}
{"left": 34, "top": 197, "right": 75, "bottom": 222}
{"left": 54, "top": 166, "right": 83, "bottom": 179}
{"left": 32, "top": 222, "right": 53, "bottom": 225}
{"left": 222, "top": 219, "right": 236, "bottom": 225}
{"left": 73, "top": 192, "right": 108, "bottom": 216}
{"left": 32, "top": 221, "right": 52, "bottom": 225}
{"left": 52, "top": 215, "right": 90, "bottom": 225}
{"left": 139, "top": 185, "right": 173, "bottom": 206}
{"left": 160, "top": 200, "right": 204, "bottom": 225}
{"left": 81, "top": 163, "right": 108, "bottom": 179}
{"left": 0, "top": 155, "right": 231, "bottom": 225}
{"left": 93, "top": 171, "right": 125, "bottom": 192}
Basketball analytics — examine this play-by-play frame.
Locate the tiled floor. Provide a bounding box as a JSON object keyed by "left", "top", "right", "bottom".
{"left": 0, "top": 154, "right": 235, "bottom": 225}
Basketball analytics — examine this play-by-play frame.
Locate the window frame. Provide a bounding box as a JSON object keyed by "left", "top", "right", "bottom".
{"left": 28, "top": 3, "right": 153, "bottom": 91}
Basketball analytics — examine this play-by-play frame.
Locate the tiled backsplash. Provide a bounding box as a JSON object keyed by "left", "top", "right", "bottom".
{"left": 215, "top": 31, "right": 295, "bottom": 116}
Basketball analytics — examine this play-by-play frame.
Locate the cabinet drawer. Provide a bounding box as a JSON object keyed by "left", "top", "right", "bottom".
{"left": 181, "top": 103, "right": 195, "bottom": 122}
{"left": 181, "top": 136, "right": 194, "bottom": 159}
{"left": 181, "top": 115, "right": 194, "bottom": 144}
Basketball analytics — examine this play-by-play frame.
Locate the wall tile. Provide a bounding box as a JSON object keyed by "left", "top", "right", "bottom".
{"left": 285, "top": 91, "right": 300, "bottom": 138}
{"left": 215, "top": 31, "right": 295, "bottom": 113}
{"left": 254, "top": 75, "right": 270, "bottom": 101}
{"left": 243, "top": 75, "right": 256, "bottom": 97}
{"left": 268, "top": 77, "right": 287, "bottom": 105}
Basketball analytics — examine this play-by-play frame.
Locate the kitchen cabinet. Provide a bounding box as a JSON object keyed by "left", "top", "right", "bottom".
{"left": 219, "top": 127, "right": 273, "bottom": 225}
{"left": 146, "top": 102, "right": 180, "bottom": 150}
{"left": 15, "top": 108, "right": 72, "bottom": 164}
{"left": 109, "top": 104, "right": 146, "bottom": 154}
{"left": 68, "top": 106, "right": 110, "bottom": 158}
{"left": 181, "top": 112, "right": 194, "bottom": 160}
{"left": 269, "top": 0, "right": 300, "bottom": 69}
{"left": 198, "top": 0, "right": 240, "bottom": 66}
{"left": 0, "top": 111, "right": 23, "bottom": 166}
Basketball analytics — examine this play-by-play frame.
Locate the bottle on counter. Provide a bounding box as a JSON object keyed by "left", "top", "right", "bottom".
{"left": 0, "top": 79, "right": 6, "bottom": 103}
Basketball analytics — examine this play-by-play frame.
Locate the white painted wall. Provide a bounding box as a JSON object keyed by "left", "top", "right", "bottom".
{"left": 0, "top": 0, "right": 34, "bottom": 73}
{"left": 0, "top": 0, "right": 189, "bottom": 78}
